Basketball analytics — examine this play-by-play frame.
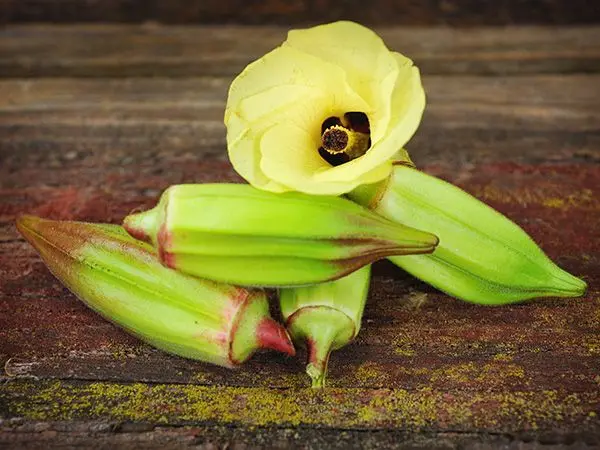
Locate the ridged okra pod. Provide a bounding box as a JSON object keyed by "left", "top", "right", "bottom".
{"left": 17, "top": 216, "right": 295, "bottom": 367}
{"left": 124, "top": 184, "right": 438, "bottom": 287}
{"left": 280, "top": 266, "right": 371, "bottom": 388}
{"left": 349, "top": 163, "right": 587, "bottom": 304}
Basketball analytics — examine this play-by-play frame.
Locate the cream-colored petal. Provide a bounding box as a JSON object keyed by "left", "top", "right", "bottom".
{"left": 235, "top": 84, "right": 318, "bottom": 125}
{"left": 257, "top": 177, "right": 291, "bottom": 193}
{"left": 351, "top": 160, "right": 393, "bottom": 185}
{"left": 367, "top": 66, "right": 399, "bottom": 143}
{"left": 259, "top": 124, "right": 326, "bottom": 183}
{"left": 363, "top": 64, "right": 425, "bottom": 165}
{"left": 285, "top": 21, "right": 395, "bottom": 90}
{"left": 226, "top": 86, "right": 317, "bottom": 191}
{"left": 259, "top": 124, "right": 393, "bottom": 195}
{"left": 227, "top": 108, "right": 290, "bottom": 192}
{"left": 258, "top": 124, "right": 350, "bottom": 195}
{"left": 226, "top": 44, "right": 370, "bottom": 183}
{"left": 227, "top": 44, "right": 364, "bottom": 117}
{"left": 225, "top": 109, "right": 248, "bottom": 146}
{"left": 236, "top": 88, "right": 331, "bottom": 137}
{"left": 285, "top": 21, "right": 400, "bottom": 136}
{"left": 228, "top": 84, "right": 367, "bottom": 193}
{"left": 227, "top": 124, "right": 272, "bottom": 189}
{"left": 314, "top": 62, "right": 424, "bottom": 183}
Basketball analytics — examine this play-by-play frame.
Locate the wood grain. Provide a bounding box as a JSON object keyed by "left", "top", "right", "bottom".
{"left": 2, "top": 422, "right": 593, "bottom": 450}
{"left": 2, "top": 0, "right": 600, "bottom": 26}
{"left": 1, "top": 24, "right": 599, "bottom": 448}
{"left": 1, "top": 25, "right": 599, "bottom": 78}
{"left": 1, "top": 74, "right": 598, "bottom": 188}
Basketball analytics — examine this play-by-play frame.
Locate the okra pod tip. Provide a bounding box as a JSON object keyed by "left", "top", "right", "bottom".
{"left": 286, "top": 306, "right": 355, "bottom": 388}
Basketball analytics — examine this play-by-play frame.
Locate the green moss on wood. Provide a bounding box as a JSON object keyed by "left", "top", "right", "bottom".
{"left": 1, "top": 379, "right": 598, "bottom": 432}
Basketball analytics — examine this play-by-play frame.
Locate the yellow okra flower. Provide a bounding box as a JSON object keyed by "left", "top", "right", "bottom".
{"left": 225, "top": 21, "right": 425, "bottom": 195}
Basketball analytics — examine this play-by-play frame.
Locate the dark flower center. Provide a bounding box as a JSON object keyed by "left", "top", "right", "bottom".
{"left": 322, "top": 127, "right": 349, "bottom": 153}
{"left": 318, "top": 112, "right": 371, "bottom": 167}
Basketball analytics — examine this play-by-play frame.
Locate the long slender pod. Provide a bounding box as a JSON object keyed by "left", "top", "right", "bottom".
{"left": 124, "top": 184, "right": 437, "bottom": 287}
{"left": 349, "top": 164, "right": 586, "bottom": 304}
{"left": 17, "top": 216, "right": 295, "bottom": 367}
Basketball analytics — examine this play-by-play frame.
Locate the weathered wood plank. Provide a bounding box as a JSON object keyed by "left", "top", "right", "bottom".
{"left": 1, "top": 75, "right": 599, "bottom": 190}
{"left": 2, "top": 0, "right": 600, "bottom": 26}
{"left": 1, "top": 421, "right": 594, "bottom": 450}
{"left": 1, "top": 379, "right": 599, "bottom": 434}
{"left": 1, "top": 25, "right": 599, "bottom": 78}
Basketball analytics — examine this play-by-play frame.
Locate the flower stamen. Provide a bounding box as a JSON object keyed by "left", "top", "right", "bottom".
{"left": 322, "top": 125, "right": 370, "bottom": 159}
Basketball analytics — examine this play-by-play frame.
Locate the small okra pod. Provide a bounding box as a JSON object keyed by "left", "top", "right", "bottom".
{"left": 280, "top": 266, "right": 371, "bottom": 388}
{"left": 349, "top": 163, "right": 587, "bottom": 304}
{"left": 16, "top": 216, "right": 295, "bottom": 368}
{"left": 123, "top": 184, "right": 438, "bottom": 287}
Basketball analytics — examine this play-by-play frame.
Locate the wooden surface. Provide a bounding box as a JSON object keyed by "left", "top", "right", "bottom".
{"left": 1, "top": 25, "right": 599, "bottom": 449}
{"left": 2, "top": 25, "right": 600, "bottom": 77}
{"left": 1, "top": 0, "right": 600, "bottom": 25}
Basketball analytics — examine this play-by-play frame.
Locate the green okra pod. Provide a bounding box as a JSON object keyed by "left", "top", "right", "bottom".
{"left": 280, "top": 266, "right": 371, "bottom": 388}
{"left": 349, "top": 163, "right": 587, "bottom": 304}
{"left": 124, "top": 184, "right": 438, "bottom": 287}
{"left": 17, "top": 215, "right": 295, "bottom": 367}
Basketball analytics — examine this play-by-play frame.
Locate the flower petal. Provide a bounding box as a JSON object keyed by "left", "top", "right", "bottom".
{"left": 285, "top": 21, "right": 400, "bottom": 140}
{"left": 226, "top": 85, "right": 322, "bottom": 189}
{"left": 259, "top": 123, "right": 328, "bottom": 192}
{"left": 227, "top": 123, "right": 286, "bottom": 191}
{"left": 259, "top": 124, "right": 353, "bottom": 195}
{"left": 226, "top": 42, "right": 371, "bottom": 192}
{"left": 226, "top": 44, "right": 367, "bottom": 124}
{"left": 363, "top": 61, "right": 425, "bottom": 165}
{"left": 313, "top": 57, "right": 424, "bottom": 183}
{"left": 259, "top": 124, "right": 394, "bottom": 195}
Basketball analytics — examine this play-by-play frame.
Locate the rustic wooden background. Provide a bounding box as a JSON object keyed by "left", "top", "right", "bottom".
{"left": 1, "top": 0, "right": 600, "bottom": 25}
{"left": 1, "top": 7, "right": 600, "bottom": 449}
